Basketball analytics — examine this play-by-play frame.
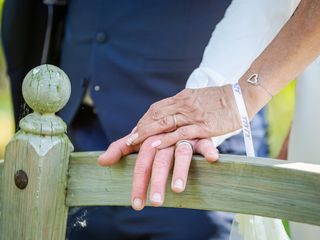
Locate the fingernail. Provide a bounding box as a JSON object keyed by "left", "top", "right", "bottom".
{"left": 174, "top": 178, "right": 184, "bottom": 190}
{"left": 126, "top": 133, "right": 138, "bottom": 146}
{"left": 151, "top": 140, "right": 162, "bottom": 148}
{"left": 132, "top": 198, "right": 143, "bottom": 210}
{"left": 151, "top": 193, "right": 162, "bottom": 203}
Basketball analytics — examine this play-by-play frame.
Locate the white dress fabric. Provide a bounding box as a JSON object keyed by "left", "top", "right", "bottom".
{"left": 185, "top": 0, "right": 301, "bottom": 239}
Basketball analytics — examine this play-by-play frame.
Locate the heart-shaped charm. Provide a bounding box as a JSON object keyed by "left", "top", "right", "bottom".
{"left": 247, "top": 73, "right": 259, "bottom": 86}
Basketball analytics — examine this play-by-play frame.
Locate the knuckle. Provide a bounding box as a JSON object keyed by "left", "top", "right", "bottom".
{"left": 158, "top": 116, "right": 171, "bottom": 128}
{"left": 150, "top": 109, "right": 162, "bottom": 121}
{"left": 109, "top": 142, "right": 117, "bottom": 149}
{"left": 177, "top": 128, "right": 189, "bottom": 139}
{"left": 152, "top": 110, "right": 161, "bottom": 120}
{"left": 143, "top": 137, "right": 153, "bottom": 145}
{"left": 143, "top": 135, "right": 159, "bottom": 146}
{"left": 135, "top": 124, "right": 144, "bottom": 135}
{"left": 119, "top": 145, "right": 130, "bottom": 156}
{"left": 153, "top": 159, "right": 171, "bottom": 169}
{"left": 176, "top": 145, "right": 192, "bottom": 155}
{"left": 134, "top": 163, "right": 150, "bottom": 176}
{"left": 202, "top": 119, "right": 211, "bottom": 129}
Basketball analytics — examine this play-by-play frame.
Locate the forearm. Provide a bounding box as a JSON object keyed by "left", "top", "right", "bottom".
{"left": 187, "top": 0, "right": 299, "bottom": 146}
{"left": 187, "top": 0, "right": 299, "bottom": 89}
{"left": 240, "top": 0, "right": 320, "bottom": 118}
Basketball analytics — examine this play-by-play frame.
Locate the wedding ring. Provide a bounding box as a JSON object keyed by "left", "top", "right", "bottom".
{"left": 173, "top": 114, "right": 178, "bottom": 129}
{"left": 175, "top": 140, "right": 193, "bottom": 151}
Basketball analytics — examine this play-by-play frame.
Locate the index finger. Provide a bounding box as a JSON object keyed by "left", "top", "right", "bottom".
{"left": 98, "top": 134, "right": 140, "bottom": 166}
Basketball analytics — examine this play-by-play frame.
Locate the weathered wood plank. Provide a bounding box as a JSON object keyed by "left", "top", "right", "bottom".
{"left": 67, "top": 152, "right": 320, "bottom": 226}
{"left": 1, "top": 134, "right": 72, "bottom": 240}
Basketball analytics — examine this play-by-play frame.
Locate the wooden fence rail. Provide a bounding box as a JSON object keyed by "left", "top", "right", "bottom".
{"left": 1, "top": 153, "right": 320, "bottom": 225}
{"left": 0, "top": 65, "right": 319, "bottom": 240}
{"left": 67, "top": 152, "right": 320, "bottom": 225}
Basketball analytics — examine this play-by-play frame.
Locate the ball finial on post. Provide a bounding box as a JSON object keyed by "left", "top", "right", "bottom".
{"left": 1, "top": 64, "right": 73, "bottom": 239}
{"left": 19, "top": 64, "right": 72, "bottom": 135}
{"left": 22, "top": 64, "right": 71, "bottom": 114}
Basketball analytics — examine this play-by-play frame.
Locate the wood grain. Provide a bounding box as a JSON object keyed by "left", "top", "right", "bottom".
{"left": 0, "top": 65, "right": 73, "bottom": 240}
{"left": 0, "top": 133, "right": 72, "bottom": 240}
{"left": 67, "top": 152, "right": 320, "bottom": 226}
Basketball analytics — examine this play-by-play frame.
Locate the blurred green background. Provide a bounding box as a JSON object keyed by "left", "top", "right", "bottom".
{"left": 0, "top": 0, "right": 14, "bottom": 159}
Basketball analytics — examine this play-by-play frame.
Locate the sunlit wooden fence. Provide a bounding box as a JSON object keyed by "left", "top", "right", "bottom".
{"left": 0, "top": 65, "right": 319, "bottom": 240}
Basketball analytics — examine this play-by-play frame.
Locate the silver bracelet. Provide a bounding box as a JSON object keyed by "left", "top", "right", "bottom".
{"left": 247, "top": 73, "right": 273, "bottom": 98}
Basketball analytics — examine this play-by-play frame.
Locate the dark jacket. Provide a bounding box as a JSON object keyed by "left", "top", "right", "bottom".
{"left": 2, "top": 0, "right": 231, "bottom": 141}
{"left": 2, "top": 0, "right": 67, "bottom": 126}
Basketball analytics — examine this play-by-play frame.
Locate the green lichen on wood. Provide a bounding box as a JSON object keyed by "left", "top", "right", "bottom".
{"left": 20, "top": 64, "right": 72, "bottom": 136}
{"left": 22, "top": 64, "right": 71, "bottom": 114}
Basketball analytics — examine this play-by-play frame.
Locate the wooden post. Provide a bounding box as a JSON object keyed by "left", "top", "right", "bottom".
{"left": 0, "top": 65, "right": 73, "bottom": 240}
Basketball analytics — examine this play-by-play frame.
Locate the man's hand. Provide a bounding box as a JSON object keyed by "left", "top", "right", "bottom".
{"left": 98, "top": 134, "right": 219, "bottom": 210}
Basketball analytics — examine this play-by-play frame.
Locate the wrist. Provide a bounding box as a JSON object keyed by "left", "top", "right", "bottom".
{"left": 238, "top": 76, "right": 271, "bottom": 119}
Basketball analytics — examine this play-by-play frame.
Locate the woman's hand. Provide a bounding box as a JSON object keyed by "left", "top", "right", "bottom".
{"left": 127, "top": 85, "right": 245, "bottom": 149}
{"left": 99, "top": 134, "right": 219, "bottom": 210}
